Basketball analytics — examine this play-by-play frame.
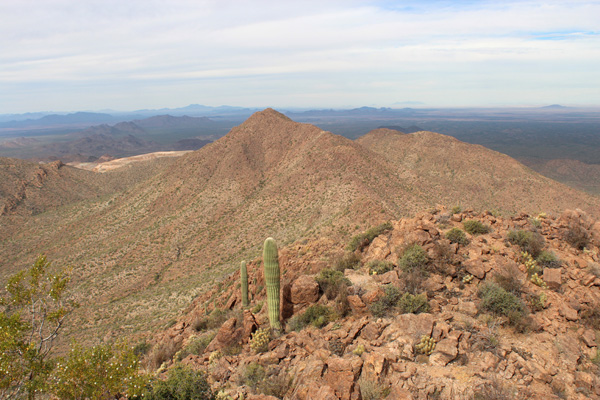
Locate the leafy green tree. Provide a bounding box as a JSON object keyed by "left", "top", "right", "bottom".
{"left": 48, "top": 342, "right": 149, "bottom": 399}
{"left": 0, "top": 255, "right": 76, "bottom": 399}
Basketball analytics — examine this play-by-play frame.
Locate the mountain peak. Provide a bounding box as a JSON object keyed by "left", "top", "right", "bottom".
{"left": 242, "top": 108, "right": 292, "bottom": 125}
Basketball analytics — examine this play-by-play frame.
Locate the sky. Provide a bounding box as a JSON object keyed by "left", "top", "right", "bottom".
{"left": 1, "top": 0, "right": 599, "bottom": 113}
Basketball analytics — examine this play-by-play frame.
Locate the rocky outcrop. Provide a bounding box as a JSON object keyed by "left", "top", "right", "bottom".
{"left": 154, "top": 208, "right": 600, "bottom": 400}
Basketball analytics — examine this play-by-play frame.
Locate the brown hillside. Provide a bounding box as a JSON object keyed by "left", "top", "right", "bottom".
{"left": 522, "top": 158, "right": 600, "bottom": 196}
{"left": 357, "top": 129, "right": 599, "bottom": 215}
{"left": 1, "top": 109, "right": 598, "bottom": 348}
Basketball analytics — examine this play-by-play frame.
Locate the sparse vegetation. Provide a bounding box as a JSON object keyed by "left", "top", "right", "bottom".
{"left": 478, "top": 282, "right": 528, "bottom": 328}
{"left": 367, "top": 260, "right": 394, "bottom": 275}
{"left": 370, "top": 284, "right": 402, "bottom": 318}
{"left": 315, "top": 268, "right": 351, "bottom": 300}
{"left": 446, "top": 227, "right": 469, "bottom": 245}
{"left": 347, "top": 222, "right": 393, "bottom": 252}
{"left": 334, "top": 252, "right": 362, "bottom": 271}
{"left": 507, "top": 230, "right": 545, "bottom": 257}
{"left": 397, "top": 292, "right": 430, "bottom": 314}
{"left": 564, "top": 225, "right": 590, "bottom": 250}
{"left": 536, "top": 250, "right": 561, "bottom": 269}
{"left": 287, "top": 304, "right": 335, "bottom": 331}
{"left": 463, "top": 220, "right": 491, "bottom": 235}
{"left": 359, "top": 377, "right": 391, "bottom": 400}
{"left": 398, "top": 244, "right": 428, "bottom": 272}
{"left": 145, "top": 365, "right": 214, "bottom": 400}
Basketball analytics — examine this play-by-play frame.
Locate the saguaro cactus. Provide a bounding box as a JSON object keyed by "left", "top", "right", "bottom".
{"left": 263, "top": 237, "right": 281, "bottom": 330}
{"left": 241, "top": 260, "right": 249, "bottom": 307}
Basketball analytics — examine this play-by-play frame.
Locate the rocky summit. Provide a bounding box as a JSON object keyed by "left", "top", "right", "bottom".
{"left": 152, "top": 207, "right": 600, "bottom": 399}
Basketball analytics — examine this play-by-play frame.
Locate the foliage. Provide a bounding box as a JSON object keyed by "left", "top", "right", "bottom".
{"left": 493, "top": 272, "right": 523, "bottom": 297}
{"left": 445, "top": 228, "right": 469, "bottom": 245}
{"left": 564, "top": 225, "right": 590, "bottom": 250}
{"left": 334, "top": 252, "right": 362, "bottom": 271}
{"left": 240, "top": 362, "right": 265, "bottom": 392}
{"left": 367, "top": 260, "right": 394, "bottom": 275}
{"left": 192, "top": 308, "right": 228, "bottom": 332}
{"left": 315, "top": 268, "right": 351, "bottom": 300}
{"left": 249, "top": 328, "right": 271, "bottom": 354}
{"left": 451, "top": 206, "right": 462, "bottom": 214}
{"left": 463, "top": 220, "right": 490, "bottom": 235}
{"left": 358, "top": 377, "right": 391, "bottom": 400}
{"left": 397, "top": 293, "right": 430, "bottom": 314}
{"left": 536, "top": 251, "right": 561, "bottom": 269}
{"left": 145, "top": 365, "right": 214, "bottom": 400}
{"left": 507, "top": 230, "right": 545, "bottom": 257}
{"left": 177, "top": 333, "right": 215, "bottom": 360}
{"left": 240, "top": 363, "right": 291, "bottom": 398}
{"left": 0, "top": 255, "right": 75, "bottom": 400}
{"left": 263, "top": 237, "right": 281, "bottom": 331}
{"left": 347, "top": 222, "right": 393, "bottom": 252}
{"left": 370, "top": 285, "right": 402, "bottom": 318}
{"left": 398, "top": 244, "right": 429, "bottom": 272}
{"left": 478, "top": 282, "right": 527, "bottom": 327}
{"left": 288, "top": 304, "right": 334, "bottom": 331}
{"left": 147, "top": 340, "right": 179, "bottom": 370}
{"left": 48, "top": 342, "right": 148, "bottom": 400}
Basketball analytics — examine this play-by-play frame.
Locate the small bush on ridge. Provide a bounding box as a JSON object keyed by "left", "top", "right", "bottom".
{"left": 367, "top": 260, "right": 394, "bottom": 275}
{"left": 507, "top": 230, "right": 545, "bottom": 258}
{"left": 334, "top": 252, "right": 362, "bottom": 271}
{"left": 397, "top": 292, "right": 430, "bottom": 314}
{"left": 347, "top": 222, "right": 393, "bottom": 252}
{"left": 398, "top": 244, "right": 428, "bottom": 272}
{"left": 316, "top": 268, "right": 351, "bottom": 300}
{"left": 463, "top": 220, "right": 491, "bottom": 235}
{"left": 145, "top": 365, "right": 214, "bottom": 400}
{"left": 446, "top": 228, "right": 469, "bottom": 245}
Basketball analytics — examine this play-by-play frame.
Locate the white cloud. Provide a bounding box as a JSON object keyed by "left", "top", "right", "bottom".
{"left": 1, "top": 0, "right": 599, "bottom": 112}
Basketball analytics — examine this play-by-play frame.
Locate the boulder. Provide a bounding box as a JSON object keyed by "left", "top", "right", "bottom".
{"left": 291, "top": 275, "right": 320, "bottom": 304}
{"left": 543, "top": 268, "right": 562, "bottom": 290}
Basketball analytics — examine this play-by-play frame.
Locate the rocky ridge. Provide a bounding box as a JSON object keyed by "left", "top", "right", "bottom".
{"left": 154, "top": 208, "right": 600, "bottom": 400}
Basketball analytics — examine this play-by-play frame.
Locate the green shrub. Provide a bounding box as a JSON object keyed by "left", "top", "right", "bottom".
{"left": 145, "top": 366, "right": 214, "bottom": 400}
{"left": 133, "top": 340, "right": 151, "bottom": 357}
{"left": 315, "top": 268, "right": 351, "bottom": 300}
{"left": 288, "top": 304, "right": 334, "bottom": 331}
{"left": 564, "top": 225, "right": 590, "bottom": 250}
{"left": 397, "top": 292, "right": 430, "bottom": 314}
{"left": 240, "top": 363, "right": 292, "bottom": 398}
{"left": 507, "top": 230, "right": 545, "bottom": 257}
{"left": 398, "top": 244, "right": 428, "bottom": 272}
{"left": 347, "top": 222, "right": 393, "bottom": 251}
{"left": 334, "top": 252, "right": 362, "bottom": 271}
{"left": 49, "top": 342, "right": 149, "bottom": 400}
{"left": 451, "top": 205, "right": 462, "bottom": 214}
{"left": 478, "top": 283, "right": 527, "bottom": 326}
{"left": 367, "top": 260, "right": 394, "bottom": 275}
{"left": 177, "top": 333, "right": 215, "bottom": 360}
{"left": 463, "top": 220, "right": 490, "bottom": 235}
{"left": 148, "top": 340, "right": 179, "bottom": 369}
{"left": 445, "top": 228, "right": 469, "bottom": 245}
{"left": 241, "top": 362, "right": 265, "bottom": 392}
{"left": 493, "top": 272, "right": 523, "bottom": 296}
{"left": 370, "top": 285, "right": 402, "bottom": 318}
{"left": 536, "top": 251, "right": 561, "bottom": 269}
{"left": 359, "top": 377, "right": 391, "bottom": 400}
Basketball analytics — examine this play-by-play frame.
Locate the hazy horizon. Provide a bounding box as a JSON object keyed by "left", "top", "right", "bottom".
{"left": 2, "top": 0, "right": 600, "bottom": 114}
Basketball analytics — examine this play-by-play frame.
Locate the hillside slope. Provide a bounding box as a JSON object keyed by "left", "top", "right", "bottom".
{"left": 357, "top": 128, "right": 599, "bottom": 214}
{"left": 1, "top": 109, "right": 598, "bottom": 347}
